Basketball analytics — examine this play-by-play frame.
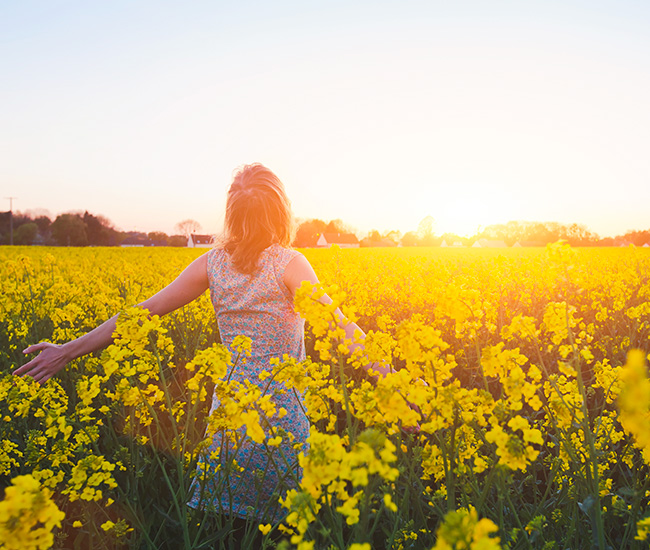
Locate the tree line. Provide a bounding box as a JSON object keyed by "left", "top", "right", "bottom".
{"left": 294, "top": 217, "right": 650, "bottom": 248}
{"left": 0, "top": 211, "right": 187, "bottom": 247}
{"left": 2, "top": 210, "right": 649, "bottom": 247}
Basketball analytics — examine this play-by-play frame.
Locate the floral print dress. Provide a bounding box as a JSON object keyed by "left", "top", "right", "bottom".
{"left": 188, "top": 244, "right": 309, "bottom": 522}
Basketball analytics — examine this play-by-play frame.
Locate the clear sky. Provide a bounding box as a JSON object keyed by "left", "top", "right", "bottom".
{"left": 2, "top": 0, "right": 649, "bottom": 238}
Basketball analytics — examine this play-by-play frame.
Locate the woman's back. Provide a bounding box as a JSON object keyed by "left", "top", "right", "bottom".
{"left": 207, "top": 244, "right": 305, "bottom": 364}
{"left": 190, "top": 243, "right": 310, "bottom": 521}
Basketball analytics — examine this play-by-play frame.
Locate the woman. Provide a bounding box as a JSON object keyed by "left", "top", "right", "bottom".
{"left": 17, "top": 163, "right": 391, "bottom": 525}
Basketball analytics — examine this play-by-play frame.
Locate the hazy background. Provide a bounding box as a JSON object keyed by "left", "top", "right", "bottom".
{"left": 2, "top": 0, "right": 649, "bottom": 237}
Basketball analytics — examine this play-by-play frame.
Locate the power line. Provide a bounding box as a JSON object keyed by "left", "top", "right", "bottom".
{"left": 4, "top": 197, "right": 17, "bottom": 245}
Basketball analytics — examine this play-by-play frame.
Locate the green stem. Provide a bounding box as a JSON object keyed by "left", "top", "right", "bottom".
{"left": 447, "top": 409, "right": 458, "bottom": 513}
{"left": 566, "top": 303, "right": 606, "bottom": 550}
{"left": 504, "top": 484, "right": 532, "bottom": 550}
{"left": 338, "top": 354, "right": 355, "bottom": 440}
{"left": 620, "top": 464, "right": 650, "bottom": 549}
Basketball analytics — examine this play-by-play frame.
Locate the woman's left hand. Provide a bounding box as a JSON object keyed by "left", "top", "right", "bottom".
{"left": 14, "top": 342, "right": 70, "bottom": 384}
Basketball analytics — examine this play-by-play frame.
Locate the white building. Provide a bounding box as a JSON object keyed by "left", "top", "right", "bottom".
{"left": 188, "top": 234, "right": 214, "bottom": 248}
{"left": 473, "top": 239, "right": 508, "bottom": 248}
{"left": 316, "top": 232, "right": 360, "bottom": 248}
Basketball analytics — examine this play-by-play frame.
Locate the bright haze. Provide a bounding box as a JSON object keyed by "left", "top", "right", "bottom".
{"left": 2, "top": 1, "right": 649, "bottom": 238}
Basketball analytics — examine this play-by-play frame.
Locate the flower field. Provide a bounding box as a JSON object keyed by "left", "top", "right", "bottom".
{"left": 1, "top": 244, "right": 650, "bottom": 550}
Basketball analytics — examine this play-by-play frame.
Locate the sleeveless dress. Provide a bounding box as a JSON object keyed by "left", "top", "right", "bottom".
{"left": 188, "top": 244, "right": 309, "bottom": 522}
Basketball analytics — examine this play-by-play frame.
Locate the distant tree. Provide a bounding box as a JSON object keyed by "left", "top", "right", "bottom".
{"left": 417, "top": 216, "right": 436, "bottom": 246}
{"left": 120, "top": 231, "right": 151, "bottom": 246}
{"left": 560, "top": 223, "right": 599, "bottom": 247}
{"left": 360, "top": 230, "right": 381, "bottom": 248}
{"left": 293, "top": 219, "right": 327, "bottom": 247}
{"left": 175, "top": 219, "right": 202, "bottom": 238}
{"left": 23, "top": 208, "right": 51, "bottom": 218}
{"left": 619, "top": 229, "right": 650, "bottom": 246}
{"left": 522, "top": 222, "right": 552, "bottom": 244}
{"left": 168, "top": 234, "right": 188, "bottom": 247}
{"left": 401, "top": 231, "right": 419, "bottom": 247}
{"left": 148, "top": 231, "right": 169, "bottom": 246}
{"left": 18, "top": 209, "right": 52, "bottom": 243}
{"left": 384, "top": 230, "right": 402, "bottom": 243}
{"left": 10, "top": 212, "right": 33, "bottom": 228}
{"left": 476, "top": 220, "right": 599, "bottom": 246}
{"left": 0, "top": 212, "right": 10, "bottom": 244}
{"left": 478, "top": 221, "right": 523, "bottom": 246}
{"left": 359, "top": 229, "right": 400, "bottom": 247}
{"left": 14, "top": 222, "right": 38, "bottom": 245}
{"left": 83, "top": 211, "right": 116, "bottom": 246}
{"left": 441, "top": 233, "right": 468, "bottom": 246}
{"left": 33, "top": 215, "right": 52, "bottom": 235}
{"left": 325, "top": 219, "right": 354, "bottom": 234}
{"left": 51, "top": 214, "right": 88, "bottom": 246}
{"left": 0, "top": 211, "right": 31, "bottom": 244}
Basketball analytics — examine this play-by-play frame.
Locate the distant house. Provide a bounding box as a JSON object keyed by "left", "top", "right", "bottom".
{"left": 441, "top": 239, "right": 465, "bottom": 247}
{"left": 316, "top": 232, "right": 360, "bottom": 248}
{"left": 473, "top": 239, "right": 508, "bottom": 248}
{"left": 188, "top": 234, "right": 214, "bottom": 248}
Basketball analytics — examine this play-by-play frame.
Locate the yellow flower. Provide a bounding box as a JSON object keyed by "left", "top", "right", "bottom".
{"left": 618, "top": 349, "right": 650, "bottom": 464}
{"left": 336, "top": 493, "right": 361, "bottom": 525}
{"left": 433, "top": 507, "right": 500, "bottom": 550}
{"left": 232, "top": 334, "right": 252, "bottom": 357}
{"left": 240, "top": 409, "right": 265, "bottom": 444}
{"left": 636, "top": 517, "right": 650, "bottom": 541}
{"left": 384, "top": 494, "right": 398, "bottom": 512}
{"left": 0, "top": 474, "right": 65, "bottom": 550}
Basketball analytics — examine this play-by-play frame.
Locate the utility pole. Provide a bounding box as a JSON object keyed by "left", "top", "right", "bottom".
{"left": 4, "top": 197, "right": 16, "bottom": 245}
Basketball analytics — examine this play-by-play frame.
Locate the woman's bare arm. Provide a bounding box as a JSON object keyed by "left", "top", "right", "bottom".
{"left": 283, "top": 254, "right": 394, "bottom": 379}
{"left": 15, "top": 253, "right": 210, "bottom": 383}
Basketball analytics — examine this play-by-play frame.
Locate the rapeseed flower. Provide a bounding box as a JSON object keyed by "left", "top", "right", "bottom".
{"left": 432, "top": 507, "right": 500, "bottom": 550}
{"left": 0, "top": 474, "right": 65, "bottom": 550}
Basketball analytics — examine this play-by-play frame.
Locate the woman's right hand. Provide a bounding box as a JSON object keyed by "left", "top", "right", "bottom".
{"left": 14, "top": 342, "right": 71, "bottom": 384}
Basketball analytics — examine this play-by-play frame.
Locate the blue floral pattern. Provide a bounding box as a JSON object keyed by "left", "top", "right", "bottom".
{"left": 189, "top": 244, "right": 309, "bottom": 522}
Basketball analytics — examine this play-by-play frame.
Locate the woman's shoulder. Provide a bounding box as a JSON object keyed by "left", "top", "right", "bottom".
{"left": 207, "top": 246, "right": 225, "bottom": 258}
{"left": 262, "top": 244, "right": 303, "bottom": 279}
{"left": 266, "top": 243, "right": 303, "bottom": 264}
{"left": 206, "top": 246, "right": 227, "bottom": 270}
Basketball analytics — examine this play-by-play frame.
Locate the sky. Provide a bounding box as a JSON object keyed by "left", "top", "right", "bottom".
{"left": 1, "top": 0, "right": 649, "bottom": 238}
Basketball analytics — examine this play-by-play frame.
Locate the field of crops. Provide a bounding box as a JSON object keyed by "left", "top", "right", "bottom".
{"left": 1, "top": 244, "right": 650, "bottom": 550}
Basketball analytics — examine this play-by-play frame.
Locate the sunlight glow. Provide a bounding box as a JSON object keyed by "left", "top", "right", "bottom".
{"left": 425, "top": 184, "right": 524, "bottom": 237}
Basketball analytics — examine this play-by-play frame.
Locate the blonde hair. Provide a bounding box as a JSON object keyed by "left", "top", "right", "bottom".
{"left": 222, "top": 163, "right": 294, "bottom": 273}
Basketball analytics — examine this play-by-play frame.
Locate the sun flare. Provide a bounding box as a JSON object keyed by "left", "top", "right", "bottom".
{"left": 424, "top": 184, "right": 523, "bottom": 237}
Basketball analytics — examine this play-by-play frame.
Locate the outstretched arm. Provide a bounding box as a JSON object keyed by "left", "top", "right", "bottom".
{"left": 16, "top": 253, "right": 210, "bottom": 383}
{"left": 283, "top": 254, "right": 394, "bottom": 379}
